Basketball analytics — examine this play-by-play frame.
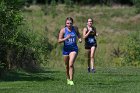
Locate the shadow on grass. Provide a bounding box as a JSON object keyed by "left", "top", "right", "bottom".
{"left": 0, "top": 70, "right": 60, "bottom": 82}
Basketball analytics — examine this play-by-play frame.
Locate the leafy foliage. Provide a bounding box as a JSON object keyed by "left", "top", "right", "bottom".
{"left": 123, "top": 31, "right": 140, "bottom": 66}
{"left": 0, "top": 0, "right": 25, "bottom": 70}
{"left": 133, "top": 0, "right": 140, "bottom": 13}
{"left": 0, "top": 0, "right": 52, "bottom": 74}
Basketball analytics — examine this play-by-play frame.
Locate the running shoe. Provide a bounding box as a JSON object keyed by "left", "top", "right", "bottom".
{"left": 67, "top": 79, "right": 70, "bottom": 85}
{"left": 69, "top": 80, "right": 74, "bottom": 85}
{"left": 91, "top": 69, "right": 96, "bottom": 73}
{"left": 88, "top": 67, "right": 90, "bottom": 72}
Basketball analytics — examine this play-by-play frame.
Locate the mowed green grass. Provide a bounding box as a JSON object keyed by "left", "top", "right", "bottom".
{"left": 1, "top": 5, "right": 139, "bottom": 93}
{"left": 0, "top": 67, "right": 140, "bottom": 93}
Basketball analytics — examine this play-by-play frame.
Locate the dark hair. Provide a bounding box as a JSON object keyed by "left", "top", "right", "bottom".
{"left": 65, "top": 17, "right": 73, "bottom": 24}
{"left": 87, "top": 18, "right": 93, "bottom": 22}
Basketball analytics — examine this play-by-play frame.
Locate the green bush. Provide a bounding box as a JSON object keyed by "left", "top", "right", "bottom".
{"left": 0, "top": 0, "right": 24, "bottom": 70}
{"left": 0, "top": 0, "right": 53, "bottom": 72}
{"left": 123, "top": 31, "right": 140, "bottom": 66}
{"left": 133, "top": 0, "right": 140, "bottom": 13}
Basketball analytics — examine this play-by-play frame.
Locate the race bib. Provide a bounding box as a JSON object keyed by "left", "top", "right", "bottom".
{"left": 88, "top": 38, "right": 94, "bottom": 43}
{"left": 67, "top": 37, "right": 75, "bottom": 43}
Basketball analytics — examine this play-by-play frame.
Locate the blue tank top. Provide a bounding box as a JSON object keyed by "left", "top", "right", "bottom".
{"left": 63, "top": 26, "right": 77, "bottom": 50}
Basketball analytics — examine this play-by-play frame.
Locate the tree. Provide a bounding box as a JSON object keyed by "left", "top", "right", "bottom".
{"left": 0, "top": 0, "right": 53, "bottom": 75}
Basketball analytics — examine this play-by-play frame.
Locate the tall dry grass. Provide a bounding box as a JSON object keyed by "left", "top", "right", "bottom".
{"left": 23, "top": 5, "right": 140, "bottom": 68}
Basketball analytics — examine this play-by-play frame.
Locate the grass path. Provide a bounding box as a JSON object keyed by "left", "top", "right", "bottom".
{"left": 0, "top": 67, "right": 140, "bottom": 93}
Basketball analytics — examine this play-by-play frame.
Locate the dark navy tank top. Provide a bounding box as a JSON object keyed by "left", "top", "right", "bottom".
{"left": 85, "top": 27, "right": 96, "bottom": 46}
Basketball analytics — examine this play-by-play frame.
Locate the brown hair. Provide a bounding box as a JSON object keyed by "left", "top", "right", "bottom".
{"left": 87, "top": 18, "right": 93, "bottom": 22}
{"left": 65, "top": 17, "right": 73, "bottom": 24}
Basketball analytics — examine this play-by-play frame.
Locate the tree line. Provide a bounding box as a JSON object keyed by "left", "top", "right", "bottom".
{"left": 27, "top": 0, "right": 134, "bottom": 5}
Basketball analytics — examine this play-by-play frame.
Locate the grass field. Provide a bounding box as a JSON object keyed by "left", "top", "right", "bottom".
{"left": 0, "top": 4, "right": 140, "bottom": 93}
{"left": 0, "top": 67, "right": 140, "bottom": 93}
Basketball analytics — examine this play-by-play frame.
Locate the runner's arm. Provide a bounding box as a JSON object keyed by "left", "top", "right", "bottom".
{"left": 58, "top": 28, "right": 70, "bottom": 43}
{"left": 83, "top": 27, "right": 90, "bottom": 39}
{"left": 74, "top": 26, "right": 82, "bottom": 43}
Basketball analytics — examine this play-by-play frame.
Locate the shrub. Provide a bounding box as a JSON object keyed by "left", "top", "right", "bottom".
{"left": 123, "top": 31, "right": 140, "bottom": 66}
{"left": 0, "top": 0, "right": 53, "bottom": 73}
{"left": 133, "top": 0, "right": 140, "bottom": 13}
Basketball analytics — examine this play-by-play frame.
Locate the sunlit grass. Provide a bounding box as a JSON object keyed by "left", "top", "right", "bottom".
{"left": 0, "top": 67, "right": 140, "bottom": 93}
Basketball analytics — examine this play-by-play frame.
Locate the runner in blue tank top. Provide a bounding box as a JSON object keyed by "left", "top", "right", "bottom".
{"left": 58, "top": 17, "right": 82, "bottom": 85}
{"left": 63, "top": 26, "right": 78, "bottom": 55}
